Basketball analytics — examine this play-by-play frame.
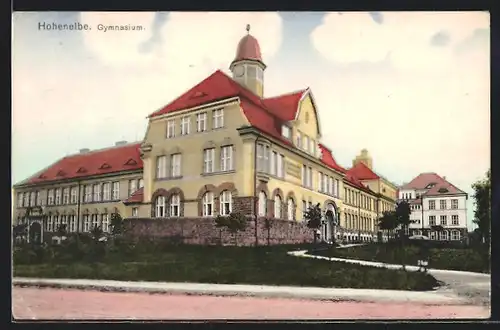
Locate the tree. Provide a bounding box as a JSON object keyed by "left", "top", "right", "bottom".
{"left": 56, "top": 223, "right": 67, "bottom": 238}
{"left": 395, "top": 200, "right": 412, "bottom": 240}
{"left": 472, "top": 169, "right": 490, "bottom": 247}
{"left": 304, "top": 203, "right": 322, "bottom": 244}
{"left": 110, "top": 212, "right": 125, "bottom": 236}
{"left": 378, "top": 211, "right": 398, "bottom": 241}
{"left": 215, "top": 212, "right": 248, "bottom": 246}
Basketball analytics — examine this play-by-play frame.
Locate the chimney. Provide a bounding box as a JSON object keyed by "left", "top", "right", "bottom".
{"left": 115, "top": 141, "right": 128, "bottom": 146}
{"left": 79, "top": 148, "right": 90, "bottom": 153}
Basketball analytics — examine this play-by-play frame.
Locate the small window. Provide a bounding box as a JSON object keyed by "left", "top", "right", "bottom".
{"left": 281, "top": 125, "right": 291, "bottom": 139}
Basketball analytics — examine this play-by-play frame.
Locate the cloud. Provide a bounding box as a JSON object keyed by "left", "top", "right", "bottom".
{"left": 12, "top": 12, "right": 283, "bottom": 183}
{"left": 311, "top": 11, "right": 489, "bottom": 72}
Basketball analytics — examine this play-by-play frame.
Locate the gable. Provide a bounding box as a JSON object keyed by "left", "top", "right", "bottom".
{"left": 295, "top": 90, "right": 321, "bottom": 139}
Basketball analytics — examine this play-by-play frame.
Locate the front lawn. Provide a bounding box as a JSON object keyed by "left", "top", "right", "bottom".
{"left": 13, "top": 240, "right": 439, "bottom": 291}
{"left": 313, "top": 243, "right": 490, "bottom": 274}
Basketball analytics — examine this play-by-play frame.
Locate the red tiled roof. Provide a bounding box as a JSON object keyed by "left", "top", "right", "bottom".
{"left": 262, "top": 90, "right": 306, "bottom": 121}
{"left": 347, "top": 162, "right": 380, "bottom": 180}
{"left": 25, "top": 143, "right": 143, "bottom": 185}
{"left": 401, "top": 172, "right": 466, "bottom": 196}
{"left": 318, "top": 144, "right": 346, "bottom": 174}
{"left": 344, "top": 173, "right": 371, "bottom": 193}
{"left": 124, "top": 187, "right": 144, "bottom": 204}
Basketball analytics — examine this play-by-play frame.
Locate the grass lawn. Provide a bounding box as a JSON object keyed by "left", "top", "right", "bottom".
{"left": 313, "top": 243, "right": 490, "bottom": 274}
{"left": 13, "top": 243, "right": 439, "bottom": 291}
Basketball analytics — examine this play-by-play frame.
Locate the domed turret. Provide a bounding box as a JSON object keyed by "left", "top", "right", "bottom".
{"left": 230, "top": 24, "right": 266, "bottom": 97}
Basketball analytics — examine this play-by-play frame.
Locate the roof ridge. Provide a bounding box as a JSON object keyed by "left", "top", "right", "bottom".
{"left": 263, "top": 88, "right": 308, "bottom": 100}
{"left": 64, "top": 141, "right": 142, "bottom": 158}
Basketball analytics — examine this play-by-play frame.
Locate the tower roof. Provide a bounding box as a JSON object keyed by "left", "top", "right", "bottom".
{"left": 231, "top": 25, "right": 263, "bottom": 64}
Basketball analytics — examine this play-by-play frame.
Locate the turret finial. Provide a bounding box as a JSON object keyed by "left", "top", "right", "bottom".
{"left": 246, "top": 24, "right": 251, "bottom": 34}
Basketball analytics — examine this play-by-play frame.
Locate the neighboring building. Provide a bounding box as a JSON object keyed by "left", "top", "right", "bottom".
{"left": 12, "top": 27, "right": 397, "bottom": 244}
{"left": 398, "top": 173, "right": 468, "bottom": 241}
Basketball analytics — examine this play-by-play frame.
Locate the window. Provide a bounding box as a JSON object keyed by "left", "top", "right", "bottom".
{"left": 17, "top": 193, "right": 23, "bottom": 208}
{"left": 112, "top": 182, "right": 120, "bottom": 200}
{"left": 166, "top": 120, "right": 175, "bottom": 138}
{"left": 132, "top": 207, "right": 138, "bottom": 217}
{"left": 258, "top": 191, "right": 267, "bottom": 217}
{"left": 55, "top": 189, "right": 61, "bottom": 205}
{"left": 156, "top": 155, "right": 167, "bottom": 179}
{"left": 429, "top": 215, "right": 436, "bottom": 226}
{"left": 68, "top": 215, "right": 76, "bottom": 232}
{"left": 138, "top": 179, "right": 144, "bottom": 189}
{"left": 202, "top": 192, "right": 214, "bottom": 217}
{"left": 451, "top": 215, "right": 459, "bottom": 225}
{"left": 128, "top": 180, "right": 138, "bottom": 196}
{"left": 307, "top": 167, "right": 312, "bottom": 188}
{"left": 429, "top": 231, "right": 436, "bottom": 240}
{"left": 155, "top": 196, "right": 166, "bottom": 217}
{"left": 296, "top": 132, "right": 302, "bottom": 148}
{"left": 282, "top": 125, "right": 291, "bottom": 139}
{"left": 440, "top": 199, "right": 447, "bottom": 210}
{"left": 328, "top": 177, "right": 333, "bottom": 195}
{"left": 440, "top": 231, "right": 448, "bottom": 241}
{"left": 318, "top": 172, "right": 323, "bottom": 192}
{"left": 451, "top": 199, "right": 458, "bottom": 209}
{"left": 170, "top": 153, "right": 182, "bottom": 177}
{"left": 428, "top": 200, "right": 436, "bottom": 210}
{"left": 84, "top": 185, "right": 92, "bottom": 203}
{"left": 451, "top": 230, "right": 460, "bottom": 241}
{"left": 220, "top": 191, "right": 232, "bottom": 216}
{"left": 93, "top": 184, "right": 101, "bottom": 202}
{"left": 287, "top": 198, "right": 295, "bottom": 221}
{"left": 61, "top": 215, "right": 67, "bottom": 230}
{"left": 70, "top": 187, "right": 77, "bottom": 204}
{"left": 180, "top": 116, "right": 190, "bottom": 135}
{"left": 83, "top": 215, "right": 90, "bottom": 232}
{"left": 101, "top": 214, "right": 110, "bottom": 233}
{"left": 170, "top": 194, "right": 180, "bottom": 217}
{"left": 203, "top": 148, "right": 215, "bottom": 173}
{"left": 23, "top": 192, "right": 29, "bottom": 207}
{"left": 36, "top": 191, "right": 42, "bottom": 206}
{"left": 62, "top": 188, "right": 69, "bottom": 204}
{"left": 270, "top": 151, "right": 277, "bottom": 176}
{"left": 303, "top": 136, "right": 309, "bottom": 152}
{"left": 277, "top": 154, "right": 285, "bottom": 178}
{"left": 274, "top": 195, "right": 282, "bottom": 218}
{"left": 47, "top": 215, "right": 54, "bottom": 232}
{"left": 213, "top": 109, "right": 224, "bottom": 129}
{"left": 47, "top": 189, "right": 54, "bottom": 205}
{"left": 302, "top": 165, "right": 306, "bottom": 186}
{"left": 310, "top": 139, "right": 315, "bottom": 155}
{"left": 197, "top": 112, "right": 207, "bottom": 132}
{"left": 102, "top": 183, "right": 111, "bottom": 201}
{"left": 440, "top": 215, "right": 447, "bottom": 226}
{"left": 302, "top": 200, "right": 307, "bottom": 220}
{"left": 324, "top": 176, "right": 329, "bottom": 195}
{"left": 91, "top": 214, "right": 99, "bottom": 229}
{"left": 220, "top": 146, "right": 233, "bottom": 172}
{"left": 29, "top": 192, "right": 35, "bottom": 206}
{"left": 335, "top": 179, "right": 340, "bottom": 197}
{"left": 257, "top": 144, "right": 270, "bottom": 173}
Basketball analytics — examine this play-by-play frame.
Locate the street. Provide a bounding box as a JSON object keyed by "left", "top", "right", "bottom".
{"left": 12, "top": 287, "right": 489, "bottom": 320}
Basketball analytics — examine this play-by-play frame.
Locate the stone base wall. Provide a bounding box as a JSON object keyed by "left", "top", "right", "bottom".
{"left": 123, "top": 217, "right": 314, "bottom": 246}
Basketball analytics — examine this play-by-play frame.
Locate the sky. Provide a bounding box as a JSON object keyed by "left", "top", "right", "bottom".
{"left": 12, "top": 11, "right": 490, "bottom": 229}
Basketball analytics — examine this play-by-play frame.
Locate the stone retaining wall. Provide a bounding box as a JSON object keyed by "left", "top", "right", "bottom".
{"left": 123, "top": 217, "right": 314, "bottom": 246}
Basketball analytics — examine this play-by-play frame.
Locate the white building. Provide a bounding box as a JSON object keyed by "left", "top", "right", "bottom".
{"left": 398, "top": 172, "right": 468, "bottom": 241}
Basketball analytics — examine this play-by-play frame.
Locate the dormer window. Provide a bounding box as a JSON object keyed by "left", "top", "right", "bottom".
{"left": 281, "top": 125, "right": 291, "bottom": 139}
{"left": 438, "top": 188, "right": 449, "bottom": 193}
{"left": 426, "top": 183, "right": 437, "bottom": 189}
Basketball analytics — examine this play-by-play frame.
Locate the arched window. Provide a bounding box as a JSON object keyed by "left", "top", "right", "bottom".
{"left": 451, "top": 230, "right": 460, "bottom": 241}
{"left": 202, "top": 192, "right": 214, "bottom": 217}
{"left": 220, "top": 190, "right": 232, "bottom": 216}
{"left": 439, "top": 230, "right": 448, "bottom": 241}
{"left": 258, "top": 191, "right": 267, "bottom": 217}
{"left": 170, "top": 194, "right": 180, "bottom": 217}
{"left": 155, "top": 196, "right": 166, "bottom": 217}
{"left": 287, "top": 198, "right": 295, "bottom": 221}
{"left": 274, "top": 195, "right": 282, "bottom": 218}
